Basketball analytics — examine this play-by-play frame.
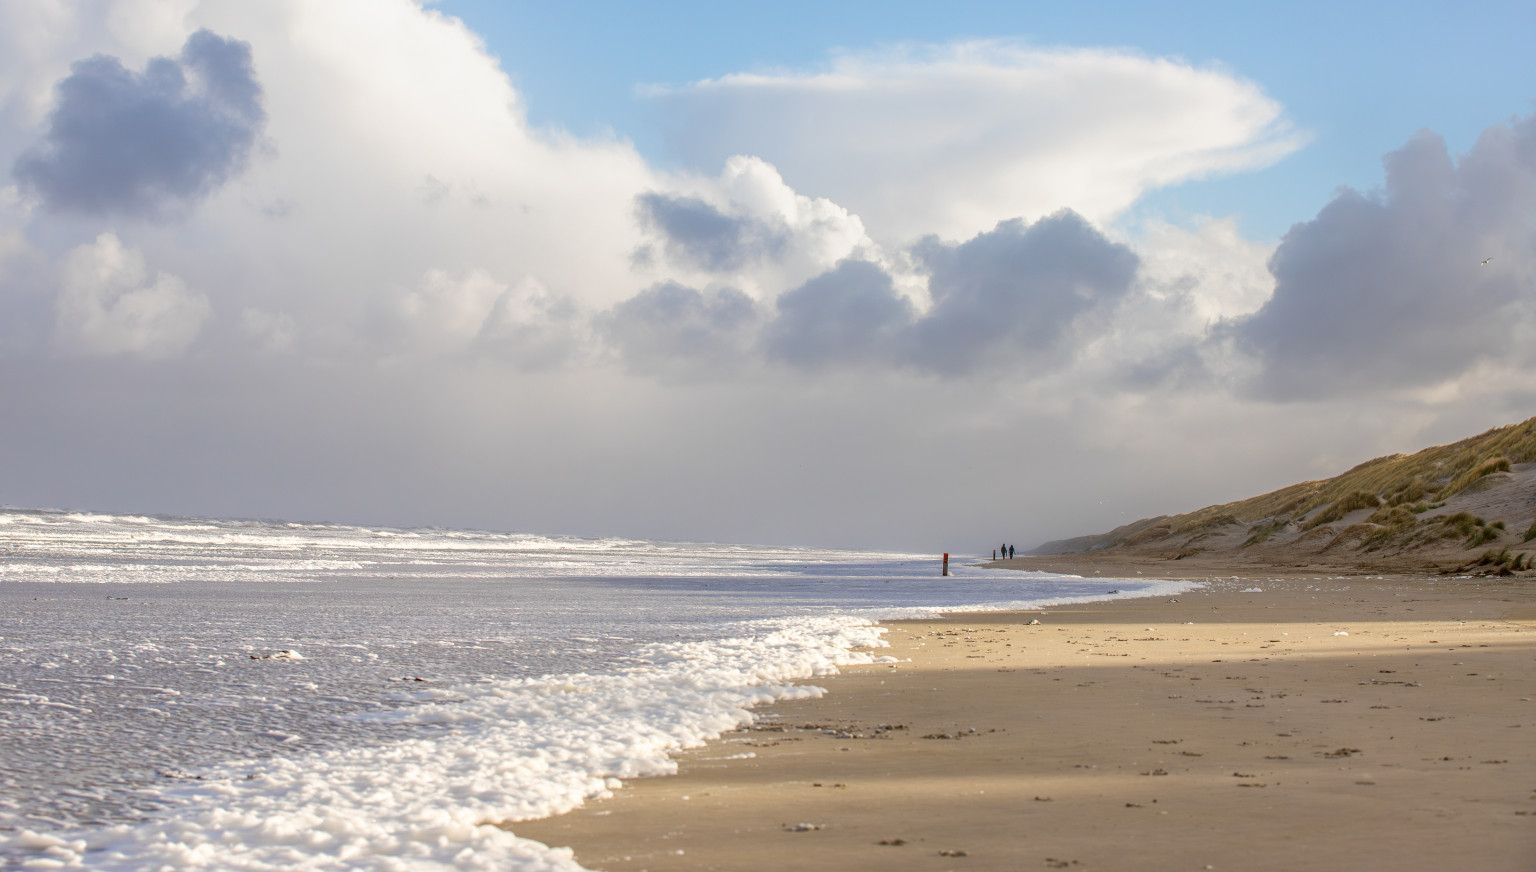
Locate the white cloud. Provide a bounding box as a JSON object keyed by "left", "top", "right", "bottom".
{"left": 54, "top": 231, "right": 209, "bottom": 357}
{"left": 478, "top": 275, "right": 588, "bottom": 370}
{"left": 239, "top": 307, "right": 294, "bottom": 353}
{"left": 1133, "top": 216, "right": 1275, "bottom": 325}
{"left": 647, "top": 41, "right": 1305, "bottom": 243}
{"left": 1061, "top": 215, "right": 1275, "bottom": 388}
{"left": 634, "top": 156, "right": 880, "bottom": 303}
{"left": 382, "top": 268, "right": 587, "bottom": 370}
{"left": 388, "top": 267, "right": 508, "bottom": 353}
{"left": 47, "top": 0, "right": 664, "bottom": 354}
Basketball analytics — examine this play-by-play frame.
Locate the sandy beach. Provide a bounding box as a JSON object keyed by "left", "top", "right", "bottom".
{"left": 515, "top": 569, "right": 1536, "bottom": 871}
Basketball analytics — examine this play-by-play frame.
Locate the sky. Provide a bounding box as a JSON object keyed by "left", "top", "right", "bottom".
{"left": 0, "top": 0, "right": 1533, "bottom": 551}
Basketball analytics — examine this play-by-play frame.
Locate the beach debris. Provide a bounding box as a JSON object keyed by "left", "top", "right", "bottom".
{"left": 1027, "top": 619, "right": 1042, "bottom": 625}
{"left": 1141, "top": 768, "right": 1170, "bottom": 776}
{"left": 876, "top": 838, "right": 906, "bottom": 846}
{"left": 1332, "top": 630, "right": 1350, "bottom": 637}
{"left": 811, "top": 721, "right": 907, "bottom": 739}
{"left": 1322, "top": 747, "right": 1362, "bottom": 758}
{"left": 938, "top": 849, "right": 969, "bottom": 857}
{"left": 248, "top": 649, "right": 304, "bottom": 661}
{"left": 1045, "top": 859, "right": 1081, "bottom": 868}
{"left": 783, "top": 822, "right": 823, "bottom": 832}
{"left": 1033, "top": 795, "right": 1052, "bottom": 802}
{"left": 1232, "top": 772, "right": 1255, "bottom": 778}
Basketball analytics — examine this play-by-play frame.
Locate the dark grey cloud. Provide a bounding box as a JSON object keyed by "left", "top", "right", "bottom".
{"left": 598, "top": 281, "right": 760, "bottom": 377}
{"left": 608, "top": 210, "right": 1141, "bottom": 378}
{"left": 765, "top": 260, "right": 913, "bottom": 368}
{"left": 635, "top": 192, "right": 788, "bottom": 271}
{"left": 1230, "top": 117, "right": 1536, "bottom": 399}
{"left": 907, "top": 210, "right": 1139, "bottom": 375}
{"left": 1117, "top": 344, "right": 1213, "bottom": 392}
{"left": 14, "top": 29, "right": 265, "bottom": 216}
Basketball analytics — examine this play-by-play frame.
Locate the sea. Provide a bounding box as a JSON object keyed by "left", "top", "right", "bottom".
{"left": 0, "top": 508, "right": 1190, "bottom": 869}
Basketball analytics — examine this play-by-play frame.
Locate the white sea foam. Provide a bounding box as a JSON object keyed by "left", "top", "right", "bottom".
{"left": 0, "top": 615, "right": 886, "bottom": 869}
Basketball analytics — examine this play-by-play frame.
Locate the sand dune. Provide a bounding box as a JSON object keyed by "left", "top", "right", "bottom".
{"left": 1027, "top": 417, "right": 1536, "bottom": 577}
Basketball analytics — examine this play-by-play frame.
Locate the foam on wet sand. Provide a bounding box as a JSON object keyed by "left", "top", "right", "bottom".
{"left": 518, "top": 573, "right": 1536, "bottom": 871}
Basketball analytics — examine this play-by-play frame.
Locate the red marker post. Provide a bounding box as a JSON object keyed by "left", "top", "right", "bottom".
{"left": 942, "top": 552, "right": 950, "bottom": 576}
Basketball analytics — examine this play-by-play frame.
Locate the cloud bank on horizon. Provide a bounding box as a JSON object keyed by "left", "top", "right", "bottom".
{"left": 0, "top": 0, "right": 1532, "bottom": 548}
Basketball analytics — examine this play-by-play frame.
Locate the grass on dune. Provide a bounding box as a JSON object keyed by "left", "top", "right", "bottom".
{"left": 1115, "top": 416, "right": 1536, "bottom": 553}
{"left": 1468, "top": 547, "right": 1534, "bottom": 574}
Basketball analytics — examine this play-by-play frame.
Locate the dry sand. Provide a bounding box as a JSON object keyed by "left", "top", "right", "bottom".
{"left": 514, "top": 571, "right": 1536, "bottom": 871}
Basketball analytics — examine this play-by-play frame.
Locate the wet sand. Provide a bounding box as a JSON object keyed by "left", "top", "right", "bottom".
{"left": 514, "top": 573, "right": 1536, "bottom": 870}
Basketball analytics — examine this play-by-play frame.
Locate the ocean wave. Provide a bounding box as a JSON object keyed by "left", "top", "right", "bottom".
{"left": 0, "top": 615, "right": 886, "bottom": 870}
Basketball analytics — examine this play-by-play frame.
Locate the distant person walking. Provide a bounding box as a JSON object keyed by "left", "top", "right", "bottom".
{"left": 1008, "top": 544, "right": 1015, "bottom": 560}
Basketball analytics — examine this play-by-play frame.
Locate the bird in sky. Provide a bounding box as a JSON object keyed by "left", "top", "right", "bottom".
{"left": 1481, "top": 257, "right": 1493, "bottom": 266}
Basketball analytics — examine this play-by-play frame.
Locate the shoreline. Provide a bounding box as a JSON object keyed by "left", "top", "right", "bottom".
{"left": 514, "top": 568, "right": 1536, "bottom": 870}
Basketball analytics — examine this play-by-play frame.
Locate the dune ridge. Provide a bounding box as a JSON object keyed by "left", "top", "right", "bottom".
{"left": 1027, "top": 416, "right": 1536, "bottom": 576}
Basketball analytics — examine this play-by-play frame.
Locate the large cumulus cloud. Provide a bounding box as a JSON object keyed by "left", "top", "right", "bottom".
{"left": 647, "top": 41, "right": 1303, "bottom": 242}
{"left": 909, "top": 211, "right": 1139, "bottom": 375}
{"left": 608, "top": 210, "right": 1140, "bottom": 378}
{"left": 1231, "top": 116, "right": 1536, "bottom": 398}
{"left": 13, "top": 29, "right": 264, "bottom": 215}
{"left": 765, "top": 260, "right": 912, "bottom": 369}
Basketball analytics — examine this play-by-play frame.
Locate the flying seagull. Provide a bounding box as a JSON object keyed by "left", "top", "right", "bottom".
{"left": 1481, "top": 257, "right": 1493, "bottom": 266}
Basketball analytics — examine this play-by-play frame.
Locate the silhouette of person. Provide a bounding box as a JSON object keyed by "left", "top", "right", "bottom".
{"left": 1009, "top": 544, "right": 1015, "bottom": 559}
